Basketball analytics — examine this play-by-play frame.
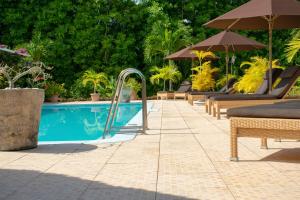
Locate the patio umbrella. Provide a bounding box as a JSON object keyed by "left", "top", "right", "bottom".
{"left": 165, "top": 46, "right": 218, "bottom": 74}
{"left": 191, "top": 30, "right": 266, "bottom": 89}
{"left": 165, "top": 46, "right": 198, "bottom": 61}
{"left": 204, "top": 0, "right": 300, "bottom": 93}
{"left": 165, "top": 46, "right": 219, "bottom": 62}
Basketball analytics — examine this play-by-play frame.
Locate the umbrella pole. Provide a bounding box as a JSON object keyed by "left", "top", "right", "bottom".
{"left": 191, "top": 60, "right": 194, "bottom": 91}
{"left": 225, "top": 46, "right": 229, "bottom": 90}
{"left": 268, "top": 17, "right": 274, "bottom": 94}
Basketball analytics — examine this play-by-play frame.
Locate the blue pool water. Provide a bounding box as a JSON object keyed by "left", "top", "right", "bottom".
{"left": 38, "top": 103, "right": 142, "bottom": 142}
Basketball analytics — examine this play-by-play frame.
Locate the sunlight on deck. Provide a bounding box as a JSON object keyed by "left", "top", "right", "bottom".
{"left": 0, "top": 100, "right": 299, "bottom": 200}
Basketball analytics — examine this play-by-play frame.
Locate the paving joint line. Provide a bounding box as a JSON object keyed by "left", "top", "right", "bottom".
{"left": 154, "top": 100, "right": 163, "bottom": 200}
{"left": 76, "top": 143, "right": 122, "bottom": 200}
{"left": 3, "top": 144, "right": 86, "bottom": 199}
{"left": 177, "top": 101, "right": 237, "bottom": 200}
{"left": 192, "top": 104, "right": 289, "bottom": 177}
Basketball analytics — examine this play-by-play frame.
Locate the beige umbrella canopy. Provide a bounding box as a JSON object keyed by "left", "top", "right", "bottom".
{"left": 191, "top": 31, "right": 266, "bottom": 89}
{"left": 204, "top": 0, "right": 300, "bottom": 93}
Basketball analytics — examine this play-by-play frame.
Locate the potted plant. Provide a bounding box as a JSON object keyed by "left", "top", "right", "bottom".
{"left": 150, "top": 65, "right": 182, "bottom": 99}
{"left": 82, "top": 69, "right": 109, "bottom": 101}
{"left": 45, "top": 81, "right": 65, "bottom": 102}
{"left": 125, "top": 78, "right": 142, "bottom": 100}
{"left": 0, "top": 44, "right": 48, "bottom": 150}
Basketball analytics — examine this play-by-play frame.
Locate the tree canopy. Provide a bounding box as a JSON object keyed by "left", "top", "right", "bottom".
{"left": 0, "top": 0, "right": 296, "bottom": 96}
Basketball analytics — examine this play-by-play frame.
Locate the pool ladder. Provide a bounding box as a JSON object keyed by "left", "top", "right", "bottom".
{"left": 103, "top": 68, "right": 148, "bottom": 138}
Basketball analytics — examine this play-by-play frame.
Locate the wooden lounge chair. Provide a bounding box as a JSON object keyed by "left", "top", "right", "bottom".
{"left": 205, "top": 68, "right": 282, "bottom": 115}
{"left": 187, "top": 77, "right": 237, "bottom": 105}
{"left": 157, "top": 91, "right": 174, "bottom": 100}
{"left": 173, "top": 81, "right": 192, "bottom": 100}
{"left": 211, "top": 66, "right": 300, "bottom": 119}
{"left": 227, "top": 100, "right": 300, "bottom": 161}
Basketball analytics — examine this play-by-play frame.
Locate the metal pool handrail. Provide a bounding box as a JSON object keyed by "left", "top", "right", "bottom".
{"left": 103, "top": 68, "right": 148, "bottom": 138}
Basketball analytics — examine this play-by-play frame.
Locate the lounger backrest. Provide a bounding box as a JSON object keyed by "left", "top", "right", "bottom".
{"left": 255, "top": 68, "right": 282, "bottom": 94}
{"left": 271, "top": 66, "right": 300, "bottom": 98}
{"left": 219, "top": 78, "right": 237, "bottom": 93}
{"left": 177, "top": 80, "right": 192, "bottom": 92}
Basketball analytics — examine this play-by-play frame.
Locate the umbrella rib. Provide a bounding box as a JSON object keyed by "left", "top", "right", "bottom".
{"left": 226, "top": 18, "right": 241, "bottom": 30}
{"left": 207, "top": 46, "right": 213, "bottom": 51}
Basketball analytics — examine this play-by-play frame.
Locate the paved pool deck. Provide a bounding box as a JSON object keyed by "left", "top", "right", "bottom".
{"left": 0, "top": 100, "right": 299, "bottom": 200}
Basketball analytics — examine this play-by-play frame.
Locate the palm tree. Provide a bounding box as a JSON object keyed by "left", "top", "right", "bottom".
{"left": 144, "top": 21, "right": 192, "bottom": 65}
{"left": 150, "top": 65, "right": 182, "bottom": 91}
{"left": 285, "top": 30, "right": 300, "bottom": 63}
{"left": 82, "top": 70, "right": 109, "bottom": 94}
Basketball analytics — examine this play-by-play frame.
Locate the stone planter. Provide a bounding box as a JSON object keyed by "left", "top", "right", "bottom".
{"left": 0, "top": 89, "right": 44, "bottom": 151}
{"left": 90, "top": 93, "right": 100, "bottom": 101}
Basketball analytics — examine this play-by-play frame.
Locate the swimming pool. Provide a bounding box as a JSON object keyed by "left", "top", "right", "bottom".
{"left": 38, "top": 103, "right": 142, "bottom": 143}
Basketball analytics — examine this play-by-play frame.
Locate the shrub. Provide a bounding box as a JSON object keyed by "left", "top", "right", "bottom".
{"left": 191, "top": 61, "right": 219, "bottom": 91}
{"left": 216, "top": 74, "right": 237, "bottom": 89}
{"left": 45, "top": 82, "right": 65, "bottom": 98}
{"left": 70, "top": 77, "right": 92, "bottom": 99}
{"left": 234, "top": 56, "right": 282, "bottom": 93}
{"left": 125, "top": 78, "right": 142, "bottom": 93}
{"left": 97, "top": 76, "right": 116, "bottom": 99}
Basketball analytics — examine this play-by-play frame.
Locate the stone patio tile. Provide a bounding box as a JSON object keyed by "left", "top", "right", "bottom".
{"left": 6, "top": 173, "right": 90, "bottom": 200}
{"left": 268, "top": 161, "right": 300, "bottom": 172}
{"left": 281, "top": 171, "right": 300, "bottom": 186}
{"left": 79, "top": 188, "right": 156, "bottom": 200}
{"left": 161, "top": 122, "right": 188, "bottom": 130}
{"left": 229, "top": 185, "right": 300, "bottom": 200}
{"left": 0, "top": 169, "right": 42, "bottom": 199}
{"left": 220, "top": 168, "right": 297, "bottom": 188}
{"left": 145, "top": 129, "right": 161, "bottom": 135}
{"left": 0, "top": 152, "right": 28, "bottom": 167}
{"left": 160, "top": 128, "right": 192, "bottom": 134}
{"left": 108, "top": 142, "right": 159, "bottom": 164}
{"left": 159, "top": 154, "right": 216, "bottom": 174}
{"left": 1, "top": 154, "right": 66, "bottom": 171}
{"left": 0, "top": 100, "right": 299, "bottom": 200}
{"left": 156, "top": 177, "right": 234, "bottom": 200}
{"left": 92, "top": 163, "right": 157, "bottom": 190}
{"left": 130, "top": 135, "right": 160, "bottom": 143}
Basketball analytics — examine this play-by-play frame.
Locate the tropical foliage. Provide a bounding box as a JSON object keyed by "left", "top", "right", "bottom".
{"left": 285, "top": 30, "right": 300, "bottom": 63}
{"left": 192, "top": 50, "right": 217, "bottom": 66}
{"left": 216, "top": 74, "right": 237, "bottom": 89}
{"left": 234, "top": 57, "right": 282, "bottom": 93}
{"left": 0, "top": 0, "right": 297, "bottom": 97}
{"left": 82, "top": 70, "right": 109, "bottom": 94}
{"left": 97, "top": 76, "right": 116, "bottom": 98}
{"left": 125, "top": 78, "right": 142, "bottom": 93}
{"left": 191, "top": 61, "right": 219, "bottom": 91}
{"left": 45, "top": 81, "right": 65, "bottom": 98}
{"left": 144, "top": 2, "right": 192, "bottom": 65}
{"left": 150, "top": 65, "right": 182, "bottom": 91}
